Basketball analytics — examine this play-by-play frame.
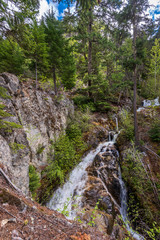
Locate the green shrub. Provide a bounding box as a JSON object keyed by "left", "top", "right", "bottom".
{"left": 0, "top": 86, "right": 11, "bottom": 99}
{"left": 121, "top": 143, "right": 158, "bottom": 232}
{"left": 46, "top": 134, "right": 76, "bottom": 185}
{"left": 72, "top": 94, "right": 95, "bottom": 111}
{"left": 72, "top": 94, "right": 90, "bottom": 106}
{"left": 119, "top": 109, "right": 134, "bottom": 140}
{"left": 122, "top": 143, "right": 148, "bottom": 193}
{"left": 36, "top": 144, "right": 45, "bottom": 155}
{"left": 94, "top": 101, "right": 111, "bottom": 112}
{"left": 66, "top": 123, "right": 82, "bottom": 141}
{"left": 149, "top": 121, "right": 160, "bottom": 142}
{"left": 66, "top": 122, "right": 87, "bottom": 159}
{"left": 29, "top": 165, "right": 41, "bottom": 198}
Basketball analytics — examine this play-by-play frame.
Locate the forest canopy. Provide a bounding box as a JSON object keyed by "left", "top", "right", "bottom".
{"left": 0, "top": 0, "right": 160, "bottom": 104}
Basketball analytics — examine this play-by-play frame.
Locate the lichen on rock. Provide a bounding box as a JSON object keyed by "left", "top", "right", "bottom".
{"left": 0, "top": 73, "right": 74, "bottom": 195}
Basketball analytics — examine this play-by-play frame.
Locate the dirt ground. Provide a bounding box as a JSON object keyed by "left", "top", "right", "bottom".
{"left": 0, "top": 171, "right": 108, "bottom": 240}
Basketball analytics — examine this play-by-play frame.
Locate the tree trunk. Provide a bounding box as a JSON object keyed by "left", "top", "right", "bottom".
{"left": 88, "top": 7, "right": 92, "bottom": 98}
{"left": 53, "top": 66, "right": 57, "bottom": 95}
{"left": 132, "top": 4, "right": 139, "bottom": 146}
{"left": 155, "top": 63, "right": 157, "bottom": 92}
{"left": 35, "top": 61, "right": 37, "bottom": 90}
{"left": 133, "top": 65, "right": 139, "bottom": 145}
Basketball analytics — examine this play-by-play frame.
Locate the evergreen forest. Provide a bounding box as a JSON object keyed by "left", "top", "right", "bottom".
{"left": 1, "top": 0, "right": 160, "bottom": 239}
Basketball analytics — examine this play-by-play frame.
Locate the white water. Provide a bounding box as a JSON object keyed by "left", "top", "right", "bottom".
{"left": 137, "top": 97, "right": 160, "bottom": 112}
{"left": 119, "top": 167, "right": 144, "bottom": 240}
{"left": 47, "top": 132, "right": 143, "bottom": 239}
{"left": 116, "top": 117, "right": 119, "bottom": 132}
{"left": 143, "top": 97, "right": 160, "bottom": 107}
{"left": 47, "top": 140, "right": 115, "bottom": 219}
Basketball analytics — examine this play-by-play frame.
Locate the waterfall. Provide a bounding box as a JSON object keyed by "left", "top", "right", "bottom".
{"left": 118, "top": 167, "right": 144, "bottom": 240}
{"left": 137, "top": 97, "right": 160, "bottom": 112}
{"left": 47, "top": 140, "right": 114, "bottom": 219}
{"left": 47, "top": 131, "right": 144, "bottom": 239}
{"left": 143, "top": 97, "right": 160, "bottom": 107}
{"left": 116, "top": 117, "right": 119, "bottom": 132}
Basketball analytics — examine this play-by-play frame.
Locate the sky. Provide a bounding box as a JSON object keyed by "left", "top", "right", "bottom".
{"left": 38, "top": 0, "right": 160, "bottom": 20}
{"left": 38, "top": 0, "right": 76, "bottom": 20}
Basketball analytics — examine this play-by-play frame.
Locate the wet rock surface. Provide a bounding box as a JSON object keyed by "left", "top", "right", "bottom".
{"left": 78, "top": 142, "right": 128, "bottom": 239}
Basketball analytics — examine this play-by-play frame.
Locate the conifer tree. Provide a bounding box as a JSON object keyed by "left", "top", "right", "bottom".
{"left": 0, "top": 38, "right": 25, "bottom": 75}
{"left": 22, "top": 20, "right": 49, "bottom": 88}
{"left": 121, "top": 0, "right": 150, "bottom": 146}
{"left": 43, "top": 9, "right": 75, "bottom": 93}
{"left": 150, "top": 38, "right": 160, "bottom": 92}
{"left": 0, "top": 0, "right": 39, "bottom": 37}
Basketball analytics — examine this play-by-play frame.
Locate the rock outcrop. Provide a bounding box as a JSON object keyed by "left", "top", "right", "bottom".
{"left": 0, "top": 73, "right": 74, "bottom": 195}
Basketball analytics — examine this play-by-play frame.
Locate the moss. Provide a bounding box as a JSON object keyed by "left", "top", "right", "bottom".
{"left": 10, "top": 142, "right": 26, "bottom": 154}
{"left": 36, "top": 144, "right": 45, "bottom": 155}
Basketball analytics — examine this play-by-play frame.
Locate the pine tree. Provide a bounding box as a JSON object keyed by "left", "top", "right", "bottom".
{"left": 0, "top": 0, "right": 39, "bottom": 37}
{"left": 0, "top": 38, "right": 25, "bottom": 75}
{"left": 150, "top": 38, "right": 160, "bottom": 92}
{"left": 43, "top": 9, "right": 76, "bottom": 93}
{"left": 121, "top": 0, "right": 150, "bottom": 146}
{"left": 22, "top": 20, "right": 49, "bottom": 88}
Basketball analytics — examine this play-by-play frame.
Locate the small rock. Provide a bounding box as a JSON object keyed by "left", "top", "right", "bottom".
{"left": 30, "top": 217, "right": 34, "bottom": 224}
{"left": 8, "top": 218, "right": 17, "bottom": 223}
{"left": 12, "top": 230, "right": 19, "bottom": 237}
{"left": 1, "top": 219, "right": 9, "bottom": 227}
{"left": 12, "top": 237, "right": 23, "bottom": 240}
{"left": 12, "top": 229, "right": 23, "bottom": 240}
{"left": 2, "top": 203, "right": 9, "bottom": 207}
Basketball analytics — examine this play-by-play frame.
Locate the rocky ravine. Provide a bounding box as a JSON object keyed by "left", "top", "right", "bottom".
{"left": 0, "top": 73, "right": 74, "bottom": 195}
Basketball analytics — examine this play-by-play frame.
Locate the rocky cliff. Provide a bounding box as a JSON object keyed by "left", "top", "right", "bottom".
{"left": 0, "top": 73, "right": 74, "bottom": 195}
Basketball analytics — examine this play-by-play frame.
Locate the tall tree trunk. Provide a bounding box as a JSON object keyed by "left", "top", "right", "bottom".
{"left": 35, "top": 61, "right": 37, "bottom": 90}
{"left": 88, "top": 7, "right": 92, "bottom": 98}
{"left": 132, "top": 5, "right": 139, "bottom": 146}
{"left": 133, "top": 65, "right": 139, "bottom": 145}
{"left": 53, "top": 66, "right": 57, "bottom": 95}
{"left": 155, "top": 63, "right": 157, "bottom": 92}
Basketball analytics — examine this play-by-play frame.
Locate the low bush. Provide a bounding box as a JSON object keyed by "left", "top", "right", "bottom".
{"left": 149, "top": 120, "right": 160, "bottom": 142}
{"left": 94, "top": 101, "right": 112, "bottom": 112}
{"left": 29, "top": 165, "right": 41, "bottom": 198}
{"left": 119, "top": 109, "right": 134, "bottom": 140}
{"left": 72, "top": 94, "right": 95, "bottom": 112}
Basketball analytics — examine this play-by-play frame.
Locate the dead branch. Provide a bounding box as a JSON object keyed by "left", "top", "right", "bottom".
{"left": 0, "top": 167, "right": 22, "bottom": 194}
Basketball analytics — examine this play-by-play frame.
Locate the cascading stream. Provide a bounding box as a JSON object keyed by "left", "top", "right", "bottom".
{"left": 47, "top": 140, "right": 114, "bottom": 219}
{"left": 47, "top": 131, "right": 144, "bottom": 239}
{"left": 118, "top": 167, "right": 144, "bottom": 240}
